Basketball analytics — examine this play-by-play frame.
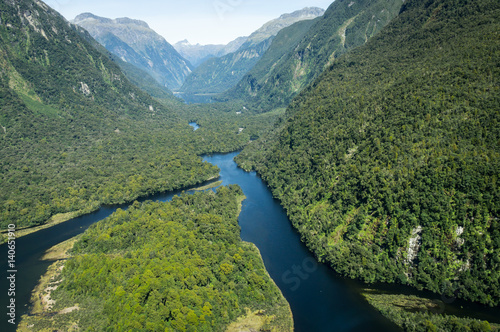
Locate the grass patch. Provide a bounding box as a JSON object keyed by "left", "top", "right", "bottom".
{"left": 192, "top": 180, "right": 223, "bottom": 191}
{"left": 226, "top": 308, "right": 279, "bottom": 332}
{"left": 41, "top": 236, "right": 80, "bottom": 261}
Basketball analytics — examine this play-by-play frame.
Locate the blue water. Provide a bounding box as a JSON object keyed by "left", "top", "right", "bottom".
{"left": 189, "top": 122, "right": 200, "bottom": 131}
{"left": 2, "top": 151, "right": 498, "bottom": 331}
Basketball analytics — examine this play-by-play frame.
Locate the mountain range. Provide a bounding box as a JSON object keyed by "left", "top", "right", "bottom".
{"left": 72, "top": 13, "right": 192, "bottom": 90}
{"left": 1, "top": 0, "right": 499, "bottom": 330}
{"left": 173, "top": 37, "right": 248, "bottom": 68}
{"left": 222, "top": 0, "right": 404, "bottom": 110}
{"left": 179, "top": 7, "right": 325, "bottom": 95}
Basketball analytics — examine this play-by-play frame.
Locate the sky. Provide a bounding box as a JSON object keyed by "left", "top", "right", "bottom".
{"left": 42, "top": 0, "right": 334, "bottom": 45}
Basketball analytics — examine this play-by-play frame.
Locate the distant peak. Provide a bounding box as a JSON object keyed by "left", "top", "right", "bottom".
{"left": 279, "top": 7, "right": 325, "bottom": 20}
{"left": 114, "top": 17, "right": 150, "bottom": 28}
{"left": 72, "top": 13, "right": 149, "bottom": 28}
{"left": 176, "top": 39, "right": 191, "bottom": 46}
{"left": 73, "top": 12, "right": 112, "bottom": 24}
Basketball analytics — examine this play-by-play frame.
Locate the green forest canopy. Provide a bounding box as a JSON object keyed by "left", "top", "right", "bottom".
{"left": 236, "top": 0, "right": 500, "bottom": 306}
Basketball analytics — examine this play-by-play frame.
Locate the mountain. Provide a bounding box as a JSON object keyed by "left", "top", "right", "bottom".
{"left": 74, "top": 26, "right": 177, "bottom": 101}
{"left": 222, "top": 0, "right": 404, "bottom": 111}
{"left": 0, "top": 0, "right": 220, "bottom": 230}
{"left": 72, "top": 13, "right": 192, "bottom": 90}
{"left": 179, "top": 7, "right": 325, "bottom": 95}
{"left": 216, "top": 18, "right": 321, "bottom": 104}
{"left": 237, "top": 0, "right": 500, "bottom": 309}
{"left": 174, "top": 37, "right": 248, "bottom": 67}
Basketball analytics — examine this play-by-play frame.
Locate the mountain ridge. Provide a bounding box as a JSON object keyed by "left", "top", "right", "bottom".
{"left": 72, "top": 13, "right": 192, "bottom": 90}
{"left": 222, "top": 0, "right": 404, "bottom": 110}
{"left": 179, "top": 7, "right": 325, "bottom": 95}
{"left": 174, "top": 37, "right": 248, "bottom": 67}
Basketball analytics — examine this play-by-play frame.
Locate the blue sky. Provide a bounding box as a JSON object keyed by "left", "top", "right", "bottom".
{"left": 43, "top": 0, "right": 334, "bottom": 45}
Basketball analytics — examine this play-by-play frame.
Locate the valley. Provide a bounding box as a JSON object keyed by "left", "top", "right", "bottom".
{"left": 1, "top": 0, "right": 498, "bottom": 331}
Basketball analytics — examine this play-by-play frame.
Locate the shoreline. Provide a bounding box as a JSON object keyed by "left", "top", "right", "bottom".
{"left": 361, "top": 288, "right": 499, "bottom": 331}
{"left": 17, "top": 192, "right": 294, "bottom": 332}
{"left": 0, "top": 209, "right": 95, "bottom": 245}
{"left": 0, "top": 174, "right": 222, "bottom": 245}
{"left": 17, "top": 236, "right": 81, "bottom": 331}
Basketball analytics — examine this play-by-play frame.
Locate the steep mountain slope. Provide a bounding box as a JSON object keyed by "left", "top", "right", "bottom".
{"left": 179, "top": 7, "right": 324, "bottom": 95}
{"left": 224, "top": 0, "right": 404, "bottom": 111}
{"left": 237, "top": 0, "right": 500, "bottom": 307}
{"left": 174, "top": 37, "right": 248, "bottom": 67}
{"left": 0, "top": 0, "right": 219, "bottom": 230}
{"left": 73, "top": 25, "right": 177, "bottom": 101}
{"left": 72, "top": 13, "right": 192, "bottom": 90}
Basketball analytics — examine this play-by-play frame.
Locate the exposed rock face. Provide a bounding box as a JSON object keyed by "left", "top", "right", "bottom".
{"left": 406, "top": 226, "right": 423, "bottom": 265}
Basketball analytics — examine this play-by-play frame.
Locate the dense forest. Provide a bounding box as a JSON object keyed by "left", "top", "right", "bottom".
{"left": 19, "top": 186, "right": 292, "bottom": 331}
{"left": 0, "top": 0, "right": 268, "bottom": 234}
{"left": 3, "top": 0, "right": 500, "bottom": 330}
{"left": 237, "top": 0, "right": 500, "bottom": 307}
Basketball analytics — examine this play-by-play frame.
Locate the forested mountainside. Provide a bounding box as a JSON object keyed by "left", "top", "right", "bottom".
{"left": 73, "top": 24, "right": 177, "bottom": 101}
{"left": 179, "top": 7, "right": 324, "bottom": 95}
{"left": 73, "top": 13, "right": 192, "bottom": 90}
{"left": 18, "top": 187, "right": 292, "bottom": 331}
{"left": 213, "top": 18, "right": 319, "bottom": 106}
{"left": 179, "top": 37, "right": 273, "bottom": 95}
{"left": 222, "top": 0, "right": 403, "bottom": 111}
{"left": 237, "top": 0, "right": 500, "bottom": 307}
{"left": 0, "top": 0, "right": 248, "bottom": 232}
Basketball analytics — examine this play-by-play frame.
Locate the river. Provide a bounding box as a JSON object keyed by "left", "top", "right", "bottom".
{"left": 203, "top": 152, "right": 399, "bottom": 331}
{"left": 1, "top": 151, "right": 497, "bottom": 331}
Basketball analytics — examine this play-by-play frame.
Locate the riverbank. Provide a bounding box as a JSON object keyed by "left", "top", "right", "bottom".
{"left": 0, "top": 174, "right": 223, "bottom": 245}
{"left": 192, "top": 180, "right": 223, "bottom": 191}
{"left": 0, "top": 208, "right": 95, "bottom": 245}
{"left": 17, "top": 237, "right": 81, "bottom": 331}
{"left": 361, "top": 289, "right": 498, "bottom": 331}
{"left": 16, "top": 188, "right": 294, "bottom": 331}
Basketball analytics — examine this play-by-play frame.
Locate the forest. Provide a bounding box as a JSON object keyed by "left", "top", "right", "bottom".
{"left": 19, "top": 186, "right": 292, "bottom": 331}
{"left": 2, "top": 0, "right": 500, "bottom": 330}
{"left": 236, "top": 0, "right": 500, "bottom": 307}
{"left": 0, "top": 0, "right": 277, "bottom": 235}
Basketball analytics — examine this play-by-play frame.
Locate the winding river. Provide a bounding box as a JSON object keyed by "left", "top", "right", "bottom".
{"left": 2, "top": 151, "right": 498, "bottom": 331}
